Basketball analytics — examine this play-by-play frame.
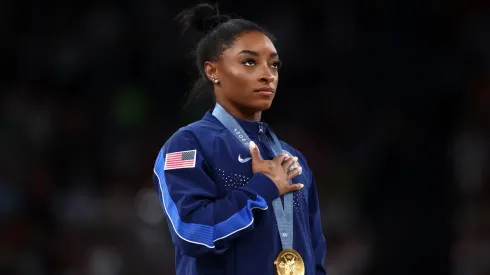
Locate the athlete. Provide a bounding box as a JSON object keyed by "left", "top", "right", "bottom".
{"left": 152, "top": 4, "right": 327, "bottom": 275}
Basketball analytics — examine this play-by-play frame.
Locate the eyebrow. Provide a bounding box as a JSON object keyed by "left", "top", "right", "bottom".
{"left": 238, "top": 50, "right": 278, "bottom": 58}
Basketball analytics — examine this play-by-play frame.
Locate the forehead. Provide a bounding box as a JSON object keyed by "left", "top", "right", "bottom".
{"left": 224, "top": 31, "right": 277, "bottom": 56}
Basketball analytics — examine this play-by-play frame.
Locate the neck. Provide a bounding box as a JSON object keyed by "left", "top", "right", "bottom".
{"left": 216, "top": 101, "right": 261, "bottom": 122}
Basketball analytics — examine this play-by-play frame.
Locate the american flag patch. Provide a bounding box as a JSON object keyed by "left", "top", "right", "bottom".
{"left": 164, "top": 150, "right": 196, "bottom": 170}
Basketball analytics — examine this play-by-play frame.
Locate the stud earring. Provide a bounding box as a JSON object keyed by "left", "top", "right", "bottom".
{"left": 212, "top": 78, "right": 219, "bottom": 84}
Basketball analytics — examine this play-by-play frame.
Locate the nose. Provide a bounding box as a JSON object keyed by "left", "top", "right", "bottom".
{"left": 259, "top": 75, "right": 275, "bottom": 84}
{"left": 258, "top": 66, "right": 275, "bottom": 84}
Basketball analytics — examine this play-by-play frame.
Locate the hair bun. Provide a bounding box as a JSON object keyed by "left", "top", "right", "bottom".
{"left": 202, "top": 14, "right": 231, "bottom": 34}
{"left": 176, "top": 3, "right": 230, "bottom": 35}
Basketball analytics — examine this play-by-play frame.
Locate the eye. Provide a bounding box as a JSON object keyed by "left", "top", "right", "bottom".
{"left": 242, "top": 59, "right": 256, "bottom": 66}
{"left": 271, "top": 60, "right": 282, "bottom": 69}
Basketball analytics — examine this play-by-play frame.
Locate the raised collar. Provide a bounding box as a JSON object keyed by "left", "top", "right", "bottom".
{"left": 203, "top": 110, "right": 268, "bottom": 138}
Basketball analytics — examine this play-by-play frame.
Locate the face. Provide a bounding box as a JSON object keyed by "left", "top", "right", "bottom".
{"left": 205, "top": 31, "right": 281, "bottom": 114}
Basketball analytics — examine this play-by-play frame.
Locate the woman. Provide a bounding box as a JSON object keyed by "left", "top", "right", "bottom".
{"left": 153, "top": 4, "right": 327, "bottom": 275}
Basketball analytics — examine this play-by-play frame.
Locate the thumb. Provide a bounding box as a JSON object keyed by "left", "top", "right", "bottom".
{"left": 289, "top": 183, "right": 304, "bottom": 192}
{"left": 249, "top": 141, "right": 261, "bottom": 161}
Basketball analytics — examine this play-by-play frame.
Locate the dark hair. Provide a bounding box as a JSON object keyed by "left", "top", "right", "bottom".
{"left": 176, "top": 3, "right": 275, "bottom": 108}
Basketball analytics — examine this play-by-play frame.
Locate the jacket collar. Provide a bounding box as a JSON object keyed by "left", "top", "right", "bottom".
{"left": 203, "top": 110, "right": 267, "bottom": 138}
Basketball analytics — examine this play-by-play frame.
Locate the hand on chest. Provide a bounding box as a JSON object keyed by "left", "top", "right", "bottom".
{"left": 211, "top": 140, "right": 309, "bottom": 211}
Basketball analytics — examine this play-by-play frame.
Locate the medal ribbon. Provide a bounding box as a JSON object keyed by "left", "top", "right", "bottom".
{"left": 212, "top": 103, "right": 294, "bottom": 249}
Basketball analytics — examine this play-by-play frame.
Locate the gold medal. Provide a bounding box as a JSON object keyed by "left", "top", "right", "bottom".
{"left": 274, "top": 248, "right": 305, "bottom": 275}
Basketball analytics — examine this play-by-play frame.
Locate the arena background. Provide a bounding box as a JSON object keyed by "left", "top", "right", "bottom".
{"left": 2, "top": 0, "right": 489, "bottom": 274}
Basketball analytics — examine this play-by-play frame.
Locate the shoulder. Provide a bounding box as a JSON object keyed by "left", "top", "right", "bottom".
{"left": 164, "top": 119, "right": 225, "bottom": 147}
{"left": 155, "top": 117, "right": 228, "bottom": 165}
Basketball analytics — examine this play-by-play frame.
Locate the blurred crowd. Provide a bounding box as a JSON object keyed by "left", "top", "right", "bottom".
{"left": 1, "top": 0, "right": 489, "bottom": 275}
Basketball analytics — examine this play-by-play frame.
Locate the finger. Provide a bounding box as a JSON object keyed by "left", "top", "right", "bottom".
{"left": 273, "top": 153, "right": 289, "bottom": 165}
{"left": 280, "top": 156, "right": 295, "bottom": 172}
{"left": 249, "top": 141, "right": 261, "bottom": 161}
{"left": 288, "top": 183, "right": 304, "bottom": 192}
{"left": 289, "top": 160, "right": 301, "bottom": 172}
{"left": 282, "top": 156, "right": 298, "bottom": 173}
{"left": 287, "top": 166, "right": 302, "bottom": 181}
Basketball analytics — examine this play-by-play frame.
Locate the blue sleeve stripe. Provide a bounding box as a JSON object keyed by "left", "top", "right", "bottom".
{"left": 153, "top": 148, "right": 268, "bottom": 248}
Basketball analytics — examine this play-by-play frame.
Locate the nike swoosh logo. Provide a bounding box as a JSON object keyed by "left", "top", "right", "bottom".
{"left": 238, "top": 154, "right": 251, "bottom": 163}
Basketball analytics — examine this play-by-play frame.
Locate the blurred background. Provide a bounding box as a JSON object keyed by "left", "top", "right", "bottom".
{"left": 1, "top": 0, "right": 489, "bottom": 274}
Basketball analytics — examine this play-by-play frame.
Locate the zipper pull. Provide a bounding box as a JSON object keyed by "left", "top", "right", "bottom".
{"left": 258, "top": 122, "right": 264, "bottom": 133}
{"left": 258, "top": 122, "right": 264, "bottom": 142}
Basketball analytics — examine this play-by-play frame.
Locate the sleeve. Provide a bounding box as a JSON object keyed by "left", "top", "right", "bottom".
{"left": 152, "top": 129, "right": 280, "bottom": 257}
{"left": 308, "top": 176, "right": 327, "bottom": 275}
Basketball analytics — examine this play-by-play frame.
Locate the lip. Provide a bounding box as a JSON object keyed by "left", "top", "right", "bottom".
{"left": 254, "top": 87, "right": 275, "bottom": 94}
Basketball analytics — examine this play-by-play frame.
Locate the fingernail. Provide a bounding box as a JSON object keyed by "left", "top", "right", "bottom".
{"left": 249, "top": 141, "right": 256, "bottom": 149}
{"left": 300, "top": 184, "right": 304, "bottom": 188}
{"left": 298, "top": 167, "right": 302, "bottom": 174}
{"left": 293, "top": 157, "right": 298, "bottom": 162}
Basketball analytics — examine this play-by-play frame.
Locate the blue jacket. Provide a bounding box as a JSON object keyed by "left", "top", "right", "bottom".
{"left": 153, "top": 111, "right": 327, "bottom": 275}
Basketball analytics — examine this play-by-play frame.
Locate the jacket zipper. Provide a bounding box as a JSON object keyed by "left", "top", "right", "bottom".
{"left": 258, "top": 122, "right": 264, "bottom": 142}
{"left": 257, "top": 122, "right": 275, "bottom": 158}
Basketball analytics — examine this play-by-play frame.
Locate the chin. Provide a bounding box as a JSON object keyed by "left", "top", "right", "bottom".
{"left": 253, "top": 99, "right": 273, "bottom": 112}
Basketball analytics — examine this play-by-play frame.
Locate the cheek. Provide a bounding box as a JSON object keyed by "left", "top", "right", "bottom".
{"left": 225, "top": 67, "right": 254, "bottom": 87}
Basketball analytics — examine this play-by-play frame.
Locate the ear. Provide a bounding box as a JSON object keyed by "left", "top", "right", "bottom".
{"left": 204, "top": 61, "right": 218, "bottom": 82}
